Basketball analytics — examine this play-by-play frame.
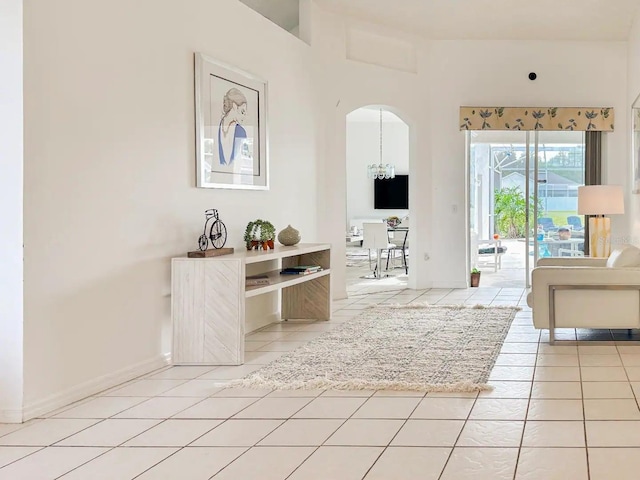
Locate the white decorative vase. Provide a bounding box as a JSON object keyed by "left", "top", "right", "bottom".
{"left": 277, "top": 225, "right": 301, "bottom": 246}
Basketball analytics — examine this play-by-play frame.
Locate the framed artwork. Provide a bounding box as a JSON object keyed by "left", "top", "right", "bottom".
{"left": 633, "top": 93, "right": 640, "bottom": 194}
{"left": 195, "top": 52, "right": 268, "bottom": 189}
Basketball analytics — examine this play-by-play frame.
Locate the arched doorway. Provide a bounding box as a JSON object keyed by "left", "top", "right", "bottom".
{"left": 345, "top": 106, "right": 410, "bottom": 294}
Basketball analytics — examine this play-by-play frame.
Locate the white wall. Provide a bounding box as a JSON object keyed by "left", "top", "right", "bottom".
{"left": 309, "top": 5, "right": 629, "bottom": 292}
{"left": 16, "top": 0, "right": 635, "bottom": 418}
{"left": 629, "top": 10, "right": 640, "bottom": 244}
{"left": 429, "top": 40, "right": 628, "bottom": 282}
{"left": 0, "top": 0, "right": 24, "bottom": 423}
{"left": 309, "top": 8, "right": 432, "bottom": 296}
{"left": 22, "top": 0, "right": 317, "bottom": 417}
{"left": 346, "top": 114, "right": 409, "bottom": 226}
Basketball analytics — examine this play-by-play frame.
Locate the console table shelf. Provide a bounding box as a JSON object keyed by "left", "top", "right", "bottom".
{"left": 171, "top": 243, "right": 331, "bottom": 366}
{"left": 245, "top": 269, "right": 330, "bottom": 298}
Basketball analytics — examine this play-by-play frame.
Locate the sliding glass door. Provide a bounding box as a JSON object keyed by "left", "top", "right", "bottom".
{"left": 468, "top": 130, "right": 586, "bottom": 287}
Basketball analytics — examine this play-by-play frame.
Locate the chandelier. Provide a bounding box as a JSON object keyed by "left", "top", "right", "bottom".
{"left": 367, "top": 108, "right": 395, "bottom": 179}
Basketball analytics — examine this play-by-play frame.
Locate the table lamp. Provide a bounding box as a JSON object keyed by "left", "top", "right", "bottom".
{"left": 577, "top": 185, "right": 625, "bottom": 257}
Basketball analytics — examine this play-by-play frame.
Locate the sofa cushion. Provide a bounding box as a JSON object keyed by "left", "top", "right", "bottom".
{"left": 606, "top": 244, "right": 640, "bottom": 268}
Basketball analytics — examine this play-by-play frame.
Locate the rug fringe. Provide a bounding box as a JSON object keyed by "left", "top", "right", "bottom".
{"left": 470, "top": 304, "right": 523, "bottom": 311}
{"left": 228, "top": 377, "right": 493, "bottom": 393}
{"left": 377, "top": 302, "right": 522, "bottom": 311}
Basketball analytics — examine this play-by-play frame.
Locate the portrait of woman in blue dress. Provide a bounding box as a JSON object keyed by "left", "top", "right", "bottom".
{"left": 218, "top": 87, "right": 248, "bottom": 166}
{"left": 195, "top": 52, "right": 266, "bottom": 189}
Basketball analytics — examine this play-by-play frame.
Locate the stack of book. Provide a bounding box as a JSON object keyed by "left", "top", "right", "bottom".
{"left": 245, "top": 274, "right": 270, "bottom": 286}
{"left": 280, "top": 265, "right": 323, "bottom": 275}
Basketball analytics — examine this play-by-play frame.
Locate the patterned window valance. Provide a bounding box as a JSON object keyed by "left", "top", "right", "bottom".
{"left": 459, "top": 107, "right": 614, "bottom": 131}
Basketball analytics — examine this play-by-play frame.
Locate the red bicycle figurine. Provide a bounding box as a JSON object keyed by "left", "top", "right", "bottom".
{"left": 198, "top": 209, "right": 227, "bottom": 251}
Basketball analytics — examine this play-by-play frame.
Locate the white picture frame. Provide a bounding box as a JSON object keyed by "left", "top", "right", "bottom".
{"left": 195, "top": 52, "right": 268, "bottom": 189}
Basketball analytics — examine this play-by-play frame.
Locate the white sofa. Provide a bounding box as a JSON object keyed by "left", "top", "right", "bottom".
{"left": 526, "top": 244, "right": 640, "bottom": 343}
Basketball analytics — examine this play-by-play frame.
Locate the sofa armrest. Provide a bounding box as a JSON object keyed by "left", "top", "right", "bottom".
{"left": 536, "top": 257, "right": 607, "bottom": 267}
{"left": 532, "top": 266, "right": 640, "bottom": 286}
{"left": 530, "top": 267, "right": 640, "bottom": 333}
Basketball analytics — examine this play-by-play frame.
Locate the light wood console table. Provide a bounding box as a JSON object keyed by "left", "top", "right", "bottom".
{"left": 171, "top": 243, "right": 331, "bottom": 365}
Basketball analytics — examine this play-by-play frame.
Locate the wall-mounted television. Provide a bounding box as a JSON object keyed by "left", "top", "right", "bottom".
{"left": 374, "top": 174, "right": 409, "bottom": 209}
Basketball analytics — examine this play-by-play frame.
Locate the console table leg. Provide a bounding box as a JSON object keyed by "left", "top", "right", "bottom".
{"left": 282, "top": 276, "right": 331, "bottom": 321}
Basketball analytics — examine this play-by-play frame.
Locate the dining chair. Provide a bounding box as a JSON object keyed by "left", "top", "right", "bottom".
{"left": 362, "top": 223, "right": 397, "bottom": 279}
{"left": 388, "top": 218, "right": 409, "bottom": 274}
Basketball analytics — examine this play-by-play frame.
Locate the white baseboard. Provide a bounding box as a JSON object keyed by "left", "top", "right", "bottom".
{"left": 21, "top": 353, "right": 171, "bottom": 421}
{"left": 410, "top": 280, "right": 433, "bottom": 290}
{"left": 0, "top": 408, "right": 24, "bottom": 424}
{"left": 247, "top": 312, "right": 280, "bottom": 334}
{"left": 431, "top": 281, "right": 469, "bottom": 289}
{"left": 333, "top": 289, "right": 348, "bottom": 301}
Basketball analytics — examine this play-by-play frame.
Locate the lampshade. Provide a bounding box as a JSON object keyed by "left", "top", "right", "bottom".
{"left": 577, "top": 185, "right": 624, "bottom": 215}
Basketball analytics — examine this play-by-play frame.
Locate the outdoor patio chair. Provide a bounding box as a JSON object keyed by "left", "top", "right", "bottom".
{"left": 566, "top": 215, "right": 584, "bottom": 231}
{"left": 537, "top": 217, "right": 558, "bottom": 232}
{"left": 558, "top": 248, "right": 584, "bottom": 257}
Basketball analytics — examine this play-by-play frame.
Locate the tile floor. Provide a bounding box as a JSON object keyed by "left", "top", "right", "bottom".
{"left": 2, "top": 286, "right": 640, "bottom": 479}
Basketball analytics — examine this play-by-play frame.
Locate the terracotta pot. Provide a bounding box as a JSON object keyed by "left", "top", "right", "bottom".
{"left": 250, "top": 240, "right": 260, "bottom": 250}
{"left": 267, "top": 239, "right": 275, "bottom": 249}
{"left": 470, "top": 272, "right": 481, "bottom": 287}
{"left": 262, "top": 241, "right": 269, "bottom": 250}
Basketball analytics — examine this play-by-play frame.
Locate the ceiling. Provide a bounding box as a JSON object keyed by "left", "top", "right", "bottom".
{"left": 239, "top": 0, "right": 300, "bottom": 32}
{"left": 241, "top": 0, "right": 640, "bottom": 41}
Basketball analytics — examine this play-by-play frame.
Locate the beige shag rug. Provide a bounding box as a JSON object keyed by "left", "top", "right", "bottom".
{"left": 232, "top": 303, "right": 520, "bottom": 392}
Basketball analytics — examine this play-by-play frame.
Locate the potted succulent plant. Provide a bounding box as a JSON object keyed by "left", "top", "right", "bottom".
{"left": 470, "top": 267, "right": 481, "bottom": 287}
{"left": 259, "top": 221, "right": 276, "bottom": 250}
{"left": 244, "top": 220, "right": 276, "bottom": 250}
{"left": 244, "top": 221, "right": 260, "bottom": 250}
